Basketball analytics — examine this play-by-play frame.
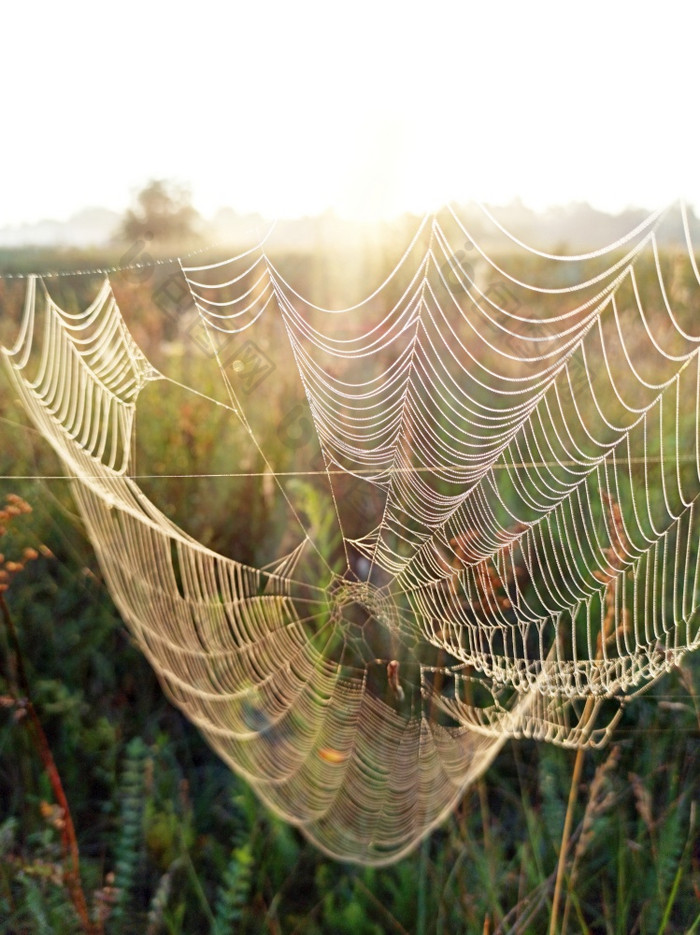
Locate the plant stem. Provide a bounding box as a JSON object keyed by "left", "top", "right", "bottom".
{"left": 548, "top": 742, "right": 586, "bottom": 935}
{"left": 0, "top": 593, "right": 95, "bottom": 934}
{"left": 417, "top": 835, "right": 428, "bottom": 935}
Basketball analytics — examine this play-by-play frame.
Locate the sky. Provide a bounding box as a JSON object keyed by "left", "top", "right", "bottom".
{"left": 2, "top": 1, "right": 699, "bottom": 226}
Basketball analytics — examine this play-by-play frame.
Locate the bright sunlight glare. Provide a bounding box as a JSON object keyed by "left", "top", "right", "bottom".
{"left": 2, "top": 0, "right": 699, "bottom": 226}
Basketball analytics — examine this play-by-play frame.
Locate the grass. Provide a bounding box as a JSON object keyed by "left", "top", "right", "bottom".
{"left": 0, "top": 501, "right": 697, "bottom": 932}
{"left": 0, "top": 236, "right": 698, "bottom": 932}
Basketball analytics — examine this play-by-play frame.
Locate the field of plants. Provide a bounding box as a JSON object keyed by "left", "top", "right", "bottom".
{"left": 0, "top": 233, "right": 698, "bottom": 934}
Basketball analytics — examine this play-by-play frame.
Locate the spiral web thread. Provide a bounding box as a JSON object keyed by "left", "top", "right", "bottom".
{"left": 2, "top": 203, "right": 699, "bottom": 864}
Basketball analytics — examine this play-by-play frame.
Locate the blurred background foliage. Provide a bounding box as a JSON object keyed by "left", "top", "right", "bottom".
{"left": 0, "top": 193, "right": 698, "bottom": 933}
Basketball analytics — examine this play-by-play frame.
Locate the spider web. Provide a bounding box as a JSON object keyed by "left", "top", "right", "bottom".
{"left": 2, "top": 203, "right": 699, "bottom": 865}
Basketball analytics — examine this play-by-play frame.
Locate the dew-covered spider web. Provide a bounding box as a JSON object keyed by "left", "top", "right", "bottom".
{"left": 2, "top": 203, "right": 699, "bottom": 864}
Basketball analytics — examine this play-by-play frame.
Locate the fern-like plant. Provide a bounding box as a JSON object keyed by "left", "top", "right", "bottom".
{"left": 109, "top": 736, "right": 148, "bottom": 930}
{"left": 213, "top": 841, "right": 253, "bottom": 934}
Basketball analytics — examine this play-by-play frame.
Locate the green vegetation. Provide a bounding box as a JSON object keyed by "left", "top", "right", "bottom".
{"left": 0, "top": 235, "right": 698, "bottom": 934}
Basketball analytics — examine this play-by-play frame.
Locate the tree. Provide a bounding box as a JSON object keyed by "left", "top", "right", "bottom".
{"left": 117, "top": 179, "right": 202, "bottom": 245}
